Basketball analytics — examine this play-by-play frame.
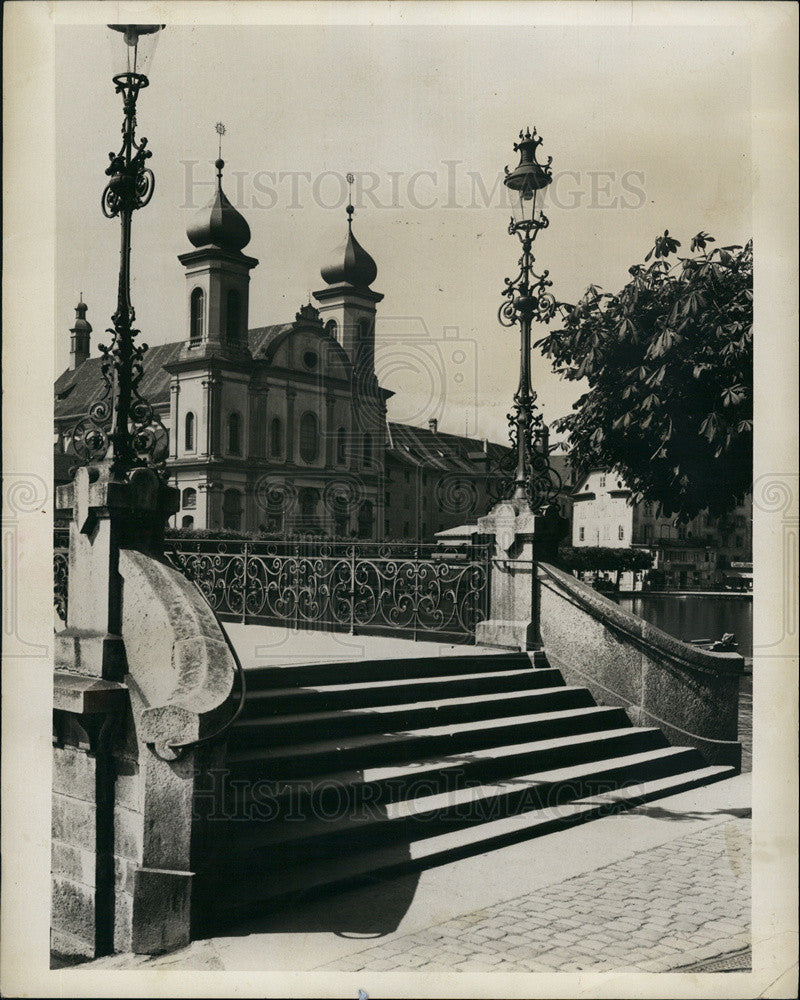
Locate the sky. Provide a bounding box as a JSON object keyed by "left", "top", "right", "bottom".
{"left": 55, "top": 21, "right": 752, "bottom": 444}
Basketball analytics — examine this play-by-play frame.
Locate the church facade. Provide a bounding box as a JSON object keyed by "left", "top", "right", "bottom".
{"left": 54, "top": 158, "right": 510, "bottom": 541}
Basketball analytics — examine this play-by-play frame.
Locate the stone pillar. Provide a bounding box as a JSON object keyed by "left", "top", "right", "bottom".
{"left": 52, "top": 464, "right": 183, "bottom": 960}
{"left": 250, "top": 385, "right": 268, "bottom": 458}
{"left": 169, "top": 381, "right": 180, "bottom": 460}
{"left": 200, "top": 377, "right": 211, "bottom": 458}
{"left": 285, "top": 386, "right": 296, "bottom": 466}
{"left": 206, "top": 481, "right": 224, "bottom": 530}
{"left": 208, "top": 374, "right": 222, "bottom": 459}
{"left": 475, "top": 500, "right": 567, "bottom": 650}
{"left": 243, "top": 482, "right": 257, "bottom": 532}
{"left": 324, "top": 393, "right": 336, "bottom": 468}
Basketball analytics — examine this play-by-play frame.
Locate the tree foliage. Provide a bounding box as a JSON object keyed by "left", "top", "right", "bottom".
{"left": 537, "top": 232, "right": 753, "bottom": 520}
{"left": 558, "top": 545, "right": 654, "bottom": 573}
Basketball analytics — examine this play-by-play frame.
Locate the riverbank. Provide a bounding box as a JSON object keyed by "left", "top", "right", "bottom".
{"left": 616, "top": 589, "right": 752, "bottom": 598}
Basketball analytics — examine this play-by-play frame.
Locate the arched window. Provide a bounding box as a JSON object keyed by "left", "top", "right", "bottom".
{"left": 228, "top": 412, "right": 241, "bottom": 455}
{"left": 363, "top": 432, "right": 373, "bottom": 467}
{"left": 337, "top": 427, "right": 347, "bottom": 464}
{"left": 325, "top": 319, "right": 338, "bottom": 339}
{"left": 181, "top": 515, "right": 194, "bottom": 529}
{"left": 182, "top": 487, "right": 197, "bottom": 510}
{"left": 299, "top": 411, "right": 319, "bottom": 463}
{"left": 184, "top": 412, "right": 195, "bottom": 452}
{"left": 190, "top": 288, "right": 204, "bottom": 343}
{"left": 357, "top": 318, "right": 371, "bottom": 341}
{"left": 269, "top": 417, "right": 283, "bottom": 458}
{"left": 357, "top": 500, "right": 374, "bottom": 540}
{"left": 226, "top": 289, "right": 241, "bottom": 344}
{"left": 222, "top": 488, "right": 242, "bottom": 530}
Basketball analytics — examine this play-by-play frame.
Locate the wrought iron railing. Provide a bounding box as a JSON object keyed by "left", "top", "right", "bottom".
{"left": 165, "top": 537, "right": 491, "bottom": 644}
{"left": 54, "top": 533, "right": 493, "bottom": 644}
{"left": 54, "top": 528, "right": 70, "bottom": 622}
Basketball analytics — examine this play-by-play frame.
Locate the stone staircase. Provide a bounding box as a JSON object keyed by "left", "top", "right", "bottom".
{"left": 191, "top": 649, "right": 735, "bottom": 931}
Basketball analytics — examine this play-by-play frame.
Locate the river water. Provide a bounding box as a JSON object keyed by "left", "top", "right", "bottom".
{"left": 616, "top": 594, "right": 753, "bottom": 661}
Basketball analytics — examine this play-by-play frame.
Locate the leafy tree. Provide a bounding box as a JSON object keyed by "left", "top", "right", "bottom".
{"left": 537, "top": 232, "right": 752, "bottom": 520}
{"left": 558, "top": 545, "right": 654, "bottom": 590}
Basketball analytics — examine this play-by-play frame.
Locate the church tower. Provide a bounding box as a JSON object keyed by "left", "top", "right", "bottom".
{"left": 69, "top": 297, "right": 92, "bottom": 370}
{"left": 314, "top": 194, "right": 387, "bottom": 540}
{"left": 313, "top": 198, "right": 383, "bottom": 384}
{"left": 165, "top": 141, "right": 260, "bottom": 532}
{"left": 178, "top": 156, "right": 258, "bottom": 362}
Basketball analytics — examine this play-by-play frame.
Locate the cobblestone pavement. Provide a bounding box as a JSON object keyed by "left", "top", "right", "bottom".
{"left": 316, "top": 817, "right": 751, "bottom": 974}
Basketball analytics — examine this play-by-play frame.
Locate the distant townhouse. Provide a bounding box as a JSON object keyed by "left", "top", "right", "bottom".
{"left": 571, "top": 469, "right": 752, "bottom": 590}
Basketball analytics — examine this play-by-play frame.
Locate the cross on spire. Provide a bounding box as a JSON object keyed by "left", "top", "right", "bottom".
{"left": 215, "top": 122, "right": 226, "bottom": 183}
{"left": 346, "top": 172, "right": 354, "bottom": 229}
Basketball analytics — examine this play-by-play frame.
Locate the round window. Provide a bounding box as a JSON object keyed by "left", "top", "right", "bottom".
{"left": 303, "top": 350, "right": 318, "bottom": 370}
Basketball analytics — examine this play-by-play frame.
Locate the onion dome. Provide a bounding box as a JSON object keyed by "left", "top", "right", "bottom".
{"left": 187, "top": 158, "right": 251, "bottom": 252}
{"left": 71, "top": 296, "right": 92, "bottom": 333}
{"left": 320, "top": 203, "right": 377, "bottom": 287}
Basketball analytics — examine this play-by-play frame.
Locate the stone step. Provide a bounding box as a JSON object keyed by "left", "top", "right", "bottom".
{"left": 223, "top": 697, "right": 627, "bottom": 778}
{"left": 194, "top": 761, "right": 735, "bottom": 928}
{"left": 209, "top": 720, "right": 667, "bottom": 824}
{"left": 241, "top": 650, "right": 539, "bottom": 690}
{"left": 239, "top": 666, "right": 564, "bottom": 718}
{"left": 227, "top": 684, "right": 594, "bottom": 747}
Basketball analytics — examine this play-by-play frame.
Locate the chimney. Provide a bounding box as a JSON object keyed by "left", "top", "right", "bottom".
{"left": 69, "top": 297, "right": 92, "bottom": 370}
{"left": 428, "top": 418, "right": 438, "bottom": 433}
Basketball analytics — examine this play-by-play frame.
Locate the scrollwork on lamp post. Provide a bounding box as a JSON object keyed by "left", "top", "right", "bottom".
{"left": 498, "top": 127, "right": 562, "bottom": 510}
{"left": 70, "top": 24, "right": 167, "bottom": 482}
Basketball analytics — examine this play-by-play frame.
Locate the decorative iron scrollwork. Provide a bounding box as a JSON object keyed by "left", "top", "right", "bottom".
{"left": 495, "top": 126, "right": 564, "bottom": 511}
{"left": 67, "top": 70, "right": 165, "bottom": 480}
{"left": 164, "top": 538, "right": 491, "bottom": 643}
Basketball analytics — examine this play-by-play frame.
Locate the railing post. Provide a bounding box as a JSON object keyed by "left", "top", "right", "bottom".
{"left": 293, "top": 542, "right": 300, "bottom": 632}
{"left": 349, "top": 544, "right": 356, "bottom": 635}
{"left": 413, "top": 542, "right": 420, "bottom": 643}
{"left": 241, "top": 541, "right": 248, "bottom": 625}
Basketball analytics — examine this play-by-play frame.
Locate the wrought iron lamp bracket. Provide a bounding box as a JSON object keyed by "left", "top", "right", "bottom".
{"left": 68, "top": 69, "right": 165, "bottom": 479}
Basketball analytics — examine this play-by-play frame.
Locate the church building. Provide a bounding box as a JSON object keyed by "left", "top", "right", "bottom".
{"left": 54, "top": 156, "right": 509, "bottom": 541}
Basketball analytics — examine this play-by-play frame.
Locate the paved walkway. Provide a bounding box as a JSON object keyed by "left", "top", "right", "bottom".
{"left": 68, "top": 774, "right": 753, "bottom": 975}
{"left": 317, "top": 816, "right": 751, "bottom": 974}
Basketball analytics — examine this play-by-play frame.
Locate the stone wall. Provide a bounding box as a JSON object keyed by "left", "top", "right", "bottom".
{"left": 538, "top": 562, "right": 744, "bottom": 768}
{"left": 52, "top": 467, "right": 237, "bottom": 960}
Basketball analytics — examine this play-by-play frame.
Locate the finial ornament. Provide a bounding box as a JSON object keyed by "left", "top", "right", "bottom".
{"left": 215, "top": 122, "right": 226, "bottom": 183}
{"left": 346, "top": 172, "right": 355, "bottom": 227}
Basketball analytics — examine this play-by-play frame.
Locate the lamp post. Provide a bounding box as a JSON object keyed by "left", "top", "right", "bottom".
{"left": 498, "top": 126, "right": 561, "bottom": 510}
{"left": 71, "top": 23, "right": 166, "bottom": 482}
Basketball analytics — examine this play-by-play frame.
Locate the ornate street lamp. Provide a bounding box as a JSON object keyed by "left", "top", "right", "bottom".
{"left": 71, "top": 24, "right": 166, "bottom": 482}
{"left": 498, "top": 126, "right": 561, "bottom": 510}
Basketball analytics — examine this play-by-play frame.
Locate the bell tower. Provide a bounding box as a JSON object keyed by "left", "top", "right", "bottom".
{"left": 178, "top": 146, "right": 258, "bottom": 363}
{"left": 69, "top": 296, "right": 92, "bottom": 370}
{"left": 313, "top": 186, "right": 383, "bottom": 383}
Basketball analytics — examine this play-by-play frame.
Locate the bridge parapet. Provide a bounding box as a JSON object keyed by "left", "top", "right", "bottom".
{"left": 537, "top": 561, "right": 744, "bottom": 769}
